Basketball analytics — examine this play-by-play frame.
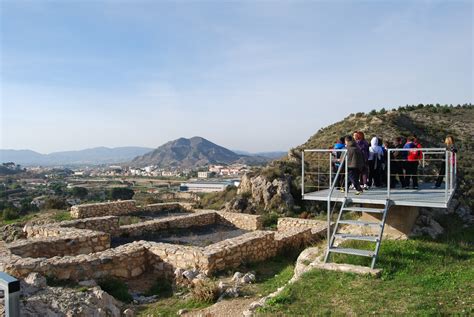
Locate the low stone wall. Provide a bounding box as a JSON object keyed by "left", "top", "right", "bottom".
{"left": 118, "top": 211, "right": 217, "bottom": 237}
{"left": 215, "top": 210, "right": 263, "bottom": 230}
{"left": 203, "top": 231, "right": 277, "bottom": 274}
{"left": 277, "top": 218, "right": 328, "bottom": 238}
{"left": 2, "top": 210, "right": 329, "bottom": 282}
{"left": 148, "top": 243, "right": 206, "bottom": 273}
{"left": 137, "top": 203, "right": 186, "bottom": 213}
{"left": 4, "top": 242, "right": 161, "bottom": 281}
{"left": 274, "top": 228, "right": 312, "bottom": 252}
{"left": 70, "top": 200, "right": 138, "bottom": 219}
{"left": 7, "top": 229, "right": 110, "bottom": 258}
{"left": 59, "top": 216, "right": 120, "bottom": 235}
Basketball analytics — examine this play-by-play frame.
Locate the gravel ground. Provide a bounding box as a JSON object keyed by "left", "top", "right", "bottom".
{"left": 111, "top": 224, "right": 249, "bottom": 248}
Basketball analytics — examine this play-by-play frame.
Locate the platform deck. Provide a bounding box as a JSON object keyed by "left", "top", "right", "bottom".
{"left": 303, "top": 183, "right": 452, "bottom": 208}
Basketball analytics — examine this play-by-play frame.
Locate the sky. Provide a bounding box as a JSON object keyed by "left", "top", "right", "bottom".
{"left": 1, "top": 0, "right": 473, "bottom": 154}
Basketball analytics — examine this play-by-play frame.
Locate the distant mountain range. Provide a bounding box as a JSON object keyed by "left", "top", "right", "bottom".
{"left": 0, "top": 147, "right": 153, "bottom": 166}
{"left": 130, "top": 137, "right": 271, "bottom": 168}
{"left": 1, "top": 137, "right": 279, "bottom": 167}
{"left": 233, "top": 150, "right": 286, "bottom": 159}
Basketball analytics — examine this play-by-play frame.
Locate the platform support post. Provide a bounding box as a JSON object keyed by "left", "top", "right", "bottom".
{"left": 301, "top": 151, "right": 305, "bottom": 198}
{"left": 445, "top": 150, "right": 448, "bottom": 203}
{"left": 387, "top": 149, "right": 391, "bottom": 200}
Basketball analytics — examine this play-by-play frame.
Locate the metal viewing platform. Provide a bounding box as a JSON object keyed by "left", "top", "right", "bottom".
{"left": 301, "top": 148, "right": 456, "bottom": 209}
{"left": 303, "top": 184, "right": 450, "bottom": 208}
{"left": 301, "top": 147, "right": 456, "bottom": 268}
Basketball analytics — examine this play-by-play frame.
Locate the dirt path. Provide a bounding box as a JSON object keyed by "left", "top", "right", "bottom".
{"left": 183, "top": 297, "right": 255, "bottom": 317}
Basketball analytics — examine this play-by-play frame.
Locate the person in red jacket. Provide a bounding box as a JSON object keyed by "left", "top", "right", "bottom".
{"left": 404, "top": 137, "right": 422, "bottom": 189}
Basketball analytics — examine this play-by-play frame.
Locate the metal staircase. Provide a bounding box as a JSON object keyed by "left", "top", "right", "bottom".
{"left": 324, "top": 198, "right": 391, "bottom": 269}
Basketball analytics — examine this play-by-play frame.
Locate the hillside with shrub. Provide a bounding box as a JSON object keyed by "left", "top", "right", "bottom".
{"left": 199, "top": 104, "right": 473, "bottom": 215}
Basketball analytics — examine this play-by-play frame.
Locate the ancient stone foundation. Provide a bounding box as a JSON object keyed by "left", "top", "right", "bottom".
{"left": 277, "top": 217, "right": 328, "bottom": 238}
{"left": 70, "top": 200, "right": 138, "bottom": 218}
{"left": 1, "top": 201, "right": 327, "bottom": 284}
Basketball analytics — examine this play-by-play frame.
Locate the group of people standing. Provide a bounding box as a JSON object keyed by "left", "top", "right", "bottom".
{"left": 332, "top": 132, "right": 456, "bottom": 195}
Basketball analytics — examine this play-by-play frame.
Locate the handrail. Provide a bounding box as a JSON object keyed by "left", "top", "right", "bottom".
{"left": 326, "top": 151, "right": 347, "bottom": 251}
{"left": 387, "top": 148, "right": 456, "bottom": 204}
{"left": 303, "top": 148, "right": 456, "bottom": 207}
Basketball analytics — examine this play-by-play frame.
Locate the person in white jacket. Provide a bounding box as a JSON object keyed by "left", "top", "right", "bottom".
{"left": 368, "top": 137, "right": 384, "bottom": 188}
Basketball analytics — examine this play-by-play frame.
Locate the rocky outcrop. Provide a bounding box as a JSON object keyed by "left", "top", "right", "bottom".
{"left": 235, "top": 174, "right": 294, "bottom": 212}
{"left": 0, "top": 224, "right": 26, "bottom": 242}
{"left": 411, "top": 200, "right": 473, "bottom": 239}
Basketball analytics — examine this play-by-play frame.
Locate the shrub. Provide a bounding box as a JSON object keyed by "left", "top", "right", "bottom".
{"left": 108, "top": 187, "right": 135, "bottom": 200}
{"left": 44, "top": 197, "right": 67, "bottom": 210}
{"left": 262, "top": 212, "right": 279, "bottom": 229}
{"left": 98, "top": 277, "right": 133, "bottom": 303}
{"left": 144, "top": 279, "right": 173, "bottom": 298}
{"left": 190, "top": 280, "right": 219, "bottom": 303}
{"left": 71, "top": 187, "right": 88, "bottom": 199}
{"left": 145, "top": 196, "right": 162, "bottom": 204}
{"left": 2, "top": 208, "right": 19, "bottom": 220}
{"left": 53, "top": 211, "right": 72, "bottom": 222}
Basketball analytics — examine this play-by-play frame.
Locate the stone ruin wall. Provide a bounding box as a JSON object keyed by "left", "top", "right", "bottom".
{"left": 139, "top": 202, "right": 189, "bottom": 213}
{"left": 8, "top": 228, "right": 110, "bottom": 258}
{"left": 277, "top": 217, "right": 328, "bottom": 238}
{"left": 4, "top": 242, "right": 159, "bottom": 281}
{"left": 118, "top": 211, "right": 217, "bottom": 237}
{"left": 2, "top": 201, "right": 324, "bottom": 282}
{"left": 214, "top": 210, "right": 263, "bottom": 230}
{"left": 203, "top": 231, "right": 278, "bottom": 273}
{"left": 59, "top": 216, "right": 121, "bottom": 235}
{"left": 274, "top": 228, "right": 313, "bottom": 251}
{"left": 70, "top": 200, "right": 138, "bottom": 218}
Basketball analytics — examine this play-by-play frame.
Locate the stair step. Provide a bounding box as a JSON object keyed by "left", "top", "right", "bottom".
{"left": 329, "top": 247, "right": 375, "bottom": 257}
{"left": 343, "top": 207, "right": 384, "bottom": 214}
{"left": 338, "top": 220, "right": 382, "bottom": 227}
{"left": 334, "top": 234, "right": 379, "bottom": 242}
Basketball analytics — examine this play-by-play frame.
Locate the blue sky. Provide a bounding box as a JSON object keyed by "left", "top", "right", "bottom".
{"left": 1, "top": 0, "right": 472, "bottom": 153}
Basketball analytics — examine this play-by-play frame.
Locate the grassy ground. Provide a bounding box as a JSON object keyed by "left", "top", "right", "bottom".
{"left": 261, "top": 215, "right": 474, "bottom": 315}
{"left": 0, "top": 209, "right": 70, "bottom": 225}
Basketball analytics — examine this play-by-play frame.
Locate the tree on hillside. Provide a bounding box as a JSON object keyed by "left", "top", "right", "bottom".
{"left": 108, "top": 187, "right": 135, "bottom": 200}
{"left": 71, "top": 187, "right": 88, "bottom": 199}
{"left": 44, "top": 197, "right": 67, "bottom": 210}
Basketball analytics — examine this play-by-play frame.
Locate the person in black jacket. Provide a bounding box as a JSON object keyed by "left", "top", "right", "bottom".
{"left": 391, "top": 137, "right": 404, "bottom": 188}
{"left": 344, "top": 135, "right": 364, "bottom": 194}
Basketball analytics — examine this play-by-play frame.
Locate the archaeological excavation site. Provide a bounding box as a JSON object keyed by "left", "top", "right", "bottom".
{"left": 0, "top": 201, "right": 327, "bottom": 302}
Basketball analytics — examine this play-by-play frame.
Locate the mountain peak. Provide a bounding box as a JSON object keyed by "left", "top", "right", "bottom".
{"left": 131, "top": 137, "right": 269, "bottom": 168}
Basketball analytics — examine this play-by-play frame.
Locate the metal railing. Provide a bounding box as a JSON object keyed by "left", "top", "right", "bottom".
{"left": 302, "top": 147, "right": 457, "bottom": 205}
{"left": 386, "top": 148, "right": 456, "bottom": 201}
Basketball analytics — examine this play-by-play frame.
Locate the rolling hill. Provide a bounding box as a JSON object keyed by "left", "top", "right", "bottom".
{"left": 0, "top": 147, "right": 154, "bottom": 166}
{"left": 130, "top": 136, "right": 270, "bottom": 168}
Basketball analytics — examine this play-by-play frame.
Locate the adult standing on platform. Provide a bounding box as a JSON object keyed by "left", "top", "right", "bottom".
{"left": 404, "top": 137, "right": 422, "bottom": 189}
{"left": 354, "top": 131, "right": 369, "bottom": 190}
{"left": 345, "top": 135, "right": 365, "bottom": 195}
{"left": 434, "top": 136, "right": 457, "bottom": 188}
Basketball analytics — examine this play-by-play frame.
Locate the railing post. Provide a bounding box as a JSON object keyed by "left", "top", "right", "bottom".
{"left": 344, "top": 153, "right": 348, "bottom": 198}
{"left": 387, "top": 149, "right": 391, "bottom": 200}
{"left": 301, "top": 151, "right": 305, "bottom": 197}
{"left": 0, "top": 272, "right": 21, "bottom": 317}
{"left": 445, "top": 150, "right": 449, "bottom": 203}
{"left": 454, "top": 151, "right": 457, "bottom": 189}
{"left": 327, "top": 198, "right": 331, "bottom": 251}
{"left": 450, "top": 151, "right": 454, "bottom": 193}
{"left": 329, "top": 152, "right": 332, "bottom": 189}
